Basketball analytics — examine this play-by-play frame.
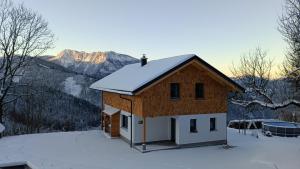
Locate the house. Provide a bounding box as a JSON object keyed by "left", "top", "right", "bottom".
{"left": 90, "top": 54, "right": 244, "bottom": 150}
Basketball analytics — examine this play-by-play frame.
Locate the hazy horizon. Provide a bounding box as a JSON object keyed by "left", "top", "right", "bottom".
{"left": 16, "top": 0, "right": 286, "bottom": 76}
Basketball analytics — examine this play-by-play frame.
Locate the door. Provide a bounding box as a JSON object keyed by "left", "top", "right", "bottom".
{"left": 170, "top": 118, "right": 176, "bottom": 142}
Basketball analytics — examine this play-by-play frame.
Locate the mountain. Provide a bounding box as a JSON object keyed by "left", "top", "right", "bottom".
{"left": 23, "top": 57, "right": 100, "bottom": 106}
{"left": 43, "top": 49, "right": 139, "bottom": 79}
{"left": 4, "top": 50, "right": 139, "bottom": 136}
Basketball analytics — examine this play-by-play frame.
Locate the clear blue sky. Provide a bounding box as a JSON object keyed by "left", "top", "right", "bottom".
{"left": 16, "top": 0, "right": 286, "bottom": 75}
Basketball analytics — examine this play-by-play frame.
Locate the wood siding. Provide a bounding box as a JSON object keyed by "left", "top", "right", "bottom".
{"left": 110, "top": 112, "right": 120, "bottom": 137}
{"left": 103, "top": 92, "right": 143, "bottom": 116}
{"left": 102, "top": 111, "right": 120, "bottom": 137}
{"left": 139, "top": 62, "right": 229, "bottom": 117}
{"left": 103, "top": 61, "right": 231, "bottom": 117}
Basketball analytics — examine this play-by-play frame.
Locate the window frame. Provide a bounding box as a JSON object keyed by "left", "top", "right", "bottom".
{"left": 170, "top": 83, "right": 180, "bottom": 99}
{"left": 121, "top": 115, "right": 128, "bottom": 129}
{"left": 195, "top": 83, "right": 204, "bottom": 99}
{"left": 210, "top": 117, "right": 216, "bottom": 131}
{"left": 190, "top": 119, "right": 197, "bottom": 133}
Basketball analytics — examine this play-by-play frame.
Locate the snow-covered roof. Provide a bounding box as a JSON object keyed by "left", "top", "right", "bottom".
{"left": 103, "top": 104, "right": 120, "bottom": 116}
{"left": 90, "top": 54, "right": 244, "bottom": 95}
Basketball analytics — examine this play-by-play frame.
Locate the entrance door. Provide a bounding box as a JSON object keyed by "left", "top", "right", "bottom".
{"left": 170, "top": 118, "right": 176, "bottom": 142}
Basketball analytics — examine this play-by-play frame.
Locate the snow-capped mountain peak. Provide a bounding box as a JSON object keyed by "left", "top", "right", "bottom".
{"left": 46, "top": 49, "right": 139, "bottom": 78}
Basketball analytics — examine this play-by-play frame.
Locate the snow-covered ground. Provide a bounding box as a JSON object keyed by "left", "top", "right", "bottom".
{"left": 63, "top": 77, "right": 82, "bottom": 97}
{"left": 0, "top": 128, "right": 299, "bottom": 169}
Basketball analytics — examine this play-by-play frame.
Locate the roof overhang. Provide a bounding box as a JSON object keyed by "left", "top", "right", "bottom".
{"left": 90, "top": 55, "right": 245, "bottom": 95}
{"left": 132, "top": 55, "right": 244, "bottom": 95}
{"left": 103, "top": 104, "right": 121, "bottom": 116}
{"left": 90, "top": 86, "right": 133, "bottom": 95}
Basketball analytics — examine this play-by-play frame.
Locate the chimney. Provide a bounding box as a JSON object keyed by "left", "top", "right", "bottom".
{"left": 141, "top": 54, "right": 147, "bottom": 66}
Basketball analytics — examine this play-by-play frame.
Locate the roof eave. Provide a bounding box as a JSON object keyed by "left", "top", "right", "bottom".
{"left": 132, "top": 55, "right": 245, "bottom": 95}
{"left": 192, "top": 56, "right": 245, "bottom": 93}
{"left": 89, "top": 86, "right": 133, "bottom": 95}
{"left": 132, "top": 55, "right": 198, "bottom": 94}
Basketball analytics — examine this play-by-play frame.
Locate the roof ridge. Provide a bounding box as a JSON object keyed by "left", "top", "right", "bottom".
{"left": 90, "top": 54, "right": 244, "bottom": 95}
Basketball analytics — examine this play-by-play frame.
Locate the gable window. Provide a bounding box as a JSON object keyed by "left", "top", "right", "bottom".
{"left": 190, "top": 119, "right": 197, "bottom": 133}
{"left": 210, "top": 118, "right": 216, "bottom": 131}
{"left": 122, "top": 115, "right": 128, "bottom": 129}
{"left": 195, "top": 83, "right": 204, "bottom": 99}
{"left": 170, "top": 83, "right": 180, "bottom": 99}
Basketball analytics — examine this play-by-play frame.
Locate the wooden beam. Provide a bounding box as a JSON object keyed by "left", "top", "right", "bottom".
{"left": 103, "top": 114, "right": 106, "bottom": 132}
{"left": 190, "top": 61, "right": 241, "bottom": 92}
{"left": 101, "top": 111, "right": 104, "bottom": 130}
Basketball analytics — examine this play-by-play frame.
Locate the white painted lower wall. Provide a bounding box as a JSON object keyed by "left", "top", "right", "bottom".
{"left": 119, "top": 110, "right": 171, "bottom": 143}
{"left": 133, "top": 115, "right": 170, "bottom": 143}
{"left": 175, "top": 113, "right": 227, "bottom": 145}
{"left": 118, "top": 110, "right": 226, "bottom": 145}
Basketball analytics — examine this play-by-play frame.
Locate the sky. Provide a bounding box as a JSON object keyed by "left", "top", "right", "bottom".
{"left": 16, "top": 0, "right": 286, "bottom": 76}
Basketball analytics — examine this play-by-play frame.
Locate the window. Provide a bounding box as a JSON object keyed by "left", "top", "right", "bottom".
{"left": 190, "top": 119, "right": 197, "bottom": 133}
{"left": 122, "top": 115, "right": 128, "bottom": 129}
{"left": 210, "top": 118, "right": 216, "bottom": 131}
{"left": 170, "top": 83, "right": 180, "bottom": 99}
{"left": 195, "top": 83, "right": 204, "bottom": 99}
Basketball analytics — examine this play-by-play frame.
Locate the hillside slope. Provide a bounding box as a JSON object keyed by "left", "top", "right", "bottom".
{"left": 3, "top": 51, "right": 138, "bottom": 135}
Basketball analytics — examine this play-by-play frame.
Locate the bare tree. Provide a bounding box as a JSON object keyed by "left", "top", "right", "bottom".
{"left": 231, "top": 47, "right": 300, "bottom": 109}
{"left": 279, "top": 0, "right": 300, "bottom": 91}
{"left": 0, "top": 0, "right": 54, "bottom": 123}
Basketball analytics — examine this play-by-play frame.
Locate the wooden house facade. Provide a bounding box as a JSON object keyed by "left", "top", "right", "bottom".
{"left": 91, "top": 54, "right": 243, "bottom": 150}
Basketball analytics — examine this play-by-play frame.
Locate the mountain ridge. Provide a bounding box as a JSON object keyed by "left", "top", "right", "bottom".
{"left": 41, "top": 49, "right": 139, "bottom": 79}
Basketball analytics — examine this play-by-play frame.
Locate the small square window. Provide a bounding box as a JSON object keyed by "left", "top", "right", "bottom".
{"left": 190, "top": 119, "right": 197, "bottom": 133}
{"left": 210, "top": 118, "right": 216, "bottom": 131}
{"left": 170, "top": 83, "right": 180, "bottom": 99}
{"left": 122, "top": 115, "right": 128, "bottom": 129}
{"left": 195, "top": 83, "right": 204, "bottom": 99}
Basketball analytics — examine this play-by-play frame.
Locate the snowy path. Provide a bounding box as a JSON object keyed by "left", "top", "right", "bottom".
{"left": 0, "top": 128, "right": 299, "bottom": 169}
